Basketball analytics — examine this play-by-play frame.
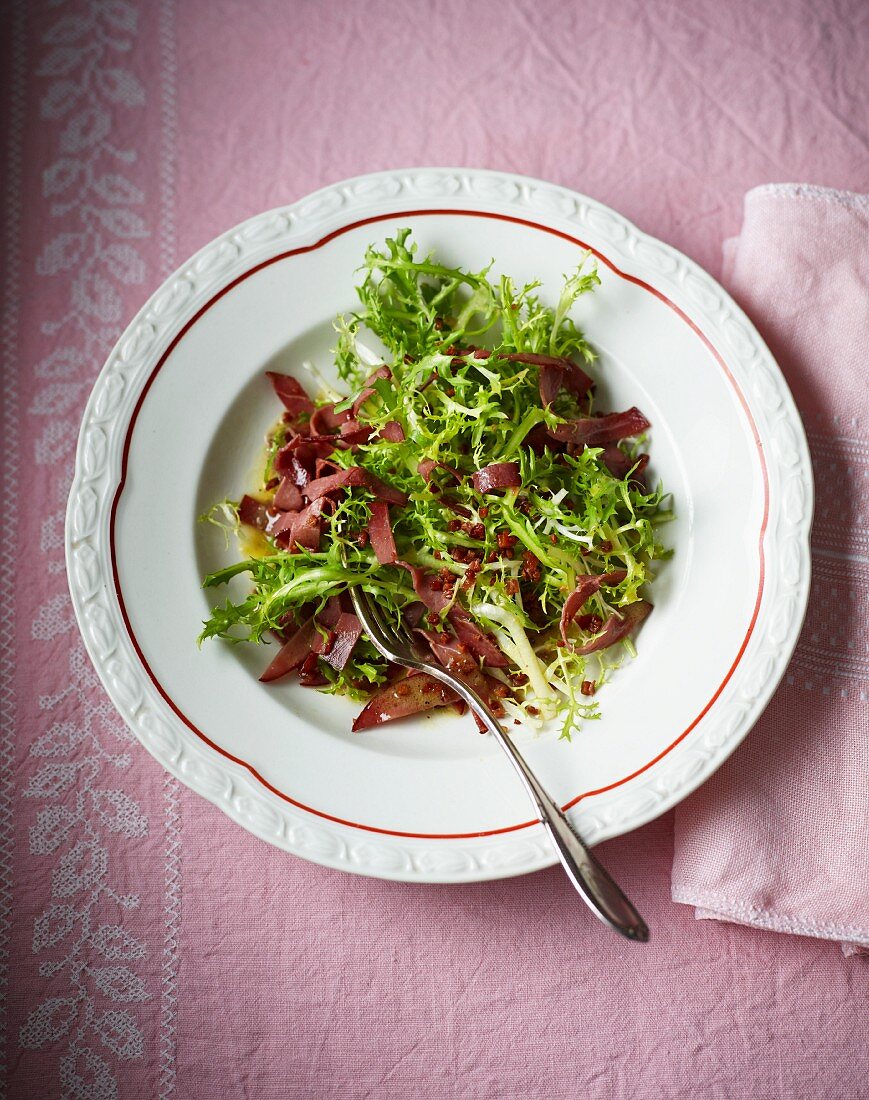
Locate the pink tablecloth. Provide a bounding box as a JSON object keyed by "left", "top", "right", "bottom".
{"left": 4, "top": 2, "right": 867, "bottom": 1097}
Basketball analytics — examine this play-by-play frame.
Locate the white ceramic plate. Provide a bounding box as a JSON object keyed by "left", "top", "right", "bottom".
{"left": 66, "top": 169, "right": 812, "bottom": 882}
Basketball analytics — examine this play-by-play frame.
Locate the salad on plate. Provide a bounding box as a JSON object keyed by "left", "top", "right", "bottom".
{"left": 199, "top": 230, "right": 671, "bottom": 739}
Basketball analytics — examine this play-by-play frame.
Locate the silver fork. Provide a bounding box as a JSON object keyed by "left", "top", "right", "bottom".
{"left": 348, "top": 585, "right": 650, "bottom": 942}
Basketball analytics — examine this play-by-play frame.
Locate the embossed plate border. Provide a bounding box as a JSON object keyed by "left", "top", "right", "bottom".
{"left": 66, "top": 169, "right": 813, "bottom": 882}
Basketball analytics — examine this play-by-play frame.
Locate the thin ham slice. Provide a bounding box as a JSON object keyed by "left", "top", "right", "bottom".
{"left": 573, "top": 600, "right": 652, "bottom": 655}
{"left": 309, "top": 403, "right": 350, "bottom": 436}
{"left": 403, "top": 602, "right": 427, "bottom": 628}
{"left": 418, "top": 458, "right": 462, "bottom": 483}
{"left": 472, "top": 461, "right": 521, "bottom": 493}
{"left": 352, "top": 671, "right": 461, "bottom": 731}
{"left": 314, "top": 458, "right": 343, "bottom": 479}
{"left": 266, "top": 372, "right": 315, "bottom": 417}
{"left": 600, "top": 445, "right": 649, "bottom": 484}
{"left": 503, "top": 352, "right": 594, "bottom": 405}
{"left": 548, "top": 407, "right": 650, "bottom": 448}
{"left": 369, "top": 501, "right": 397, "bottom": 564}
{"left": 265, "top": 509, "right": 296, "bottom": 542}
{"left": 538, "top": 365, "right": 563, "bottom": 408}
{"left": 524, "top": 422, "right": 558, "bottom": 455}
{"left": 274, "top": 437, "right": 337, "bottom": 487}
{"left": 290, "top": 499, "right": 327, "bottom": 551}
{"left": 351, "top": 365, "right": 392, "bottom": 417}
{"left": 321, "top": 612, "right": 363, "bottom": 670}
{"left": 315, "top": 596, "right": 343, "bottom": 633}
{"left": 269, "top": 498, "right": 327, "bottom": 551}
{"left": 398, "top": 562, "right": 452, "bottom": 613}
{"left": 440, "top": 498, "right": 472, "bottom": 519}
{"left": 259, "top": 617, "right": 317, "bottom": 682}
{"left": 272, "top": 477, "right": 303, "bottom": 511}
{"left": 379, "top": 420, "right": 405, "bottom": 442}
{"left": 418, "top": 629, "right": 477, "bottom": 673}
{"left": 338, "top": 419, "right": 373, "bottom": 446}
{"left": 448, "top": 606, "right": 509, "bottom": 667}
{"left": 560, "top": 570, "right": 628, "bottom": 644}
{"left": 238, "top": 495, "right": 269, "bottom": 530}
{"left": 305, "top": 467, "right": 407, "bottom": 506}
{"left": 298, "top": 664, "right": 329, "bottom": 687}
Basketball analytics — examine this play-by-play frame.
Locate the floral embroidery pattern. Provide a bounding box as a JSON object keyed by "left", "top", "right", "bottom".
{"left": 17, "top": 2, "right": 164, "bottom": 1094}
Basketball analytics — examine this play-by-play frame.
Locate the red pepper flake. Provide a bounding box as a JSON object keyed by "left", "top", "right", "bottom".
{"left": 521, "top": 551, "right": 542, "bottom": 583}
{"left": 526, "top": 705, "right": 539, "bottom": 716}
{"left": 581, "top": 680, "right": 596, "bottom": 697}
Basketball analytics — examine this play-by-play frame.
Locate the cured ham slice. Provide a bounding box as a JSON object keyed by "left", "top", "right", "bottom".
{"left": 548, "top": 407, "right": 650, "bottom": 448}
{"left": 472, "top": 461, "right": 521, "bottom": 493}
{"left": 560, "top": 570, "right": 628, "bottom": 644}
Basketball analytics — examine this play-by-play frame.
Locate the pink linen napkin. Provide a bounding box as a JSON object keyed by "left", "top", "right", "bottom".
{"left": 671, "top": 184, "right": 869, "bottom": 951}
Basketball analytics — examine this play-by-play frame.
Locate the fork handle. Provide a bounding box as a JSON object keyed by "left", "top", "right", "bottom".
{"left": 425, "top": 669, "right": 649, "bottom": 941}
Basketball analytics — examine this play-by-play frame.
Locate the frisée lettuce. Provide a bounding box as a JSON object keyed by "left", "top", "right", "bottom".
{"left": 199, "top": 230, "right": 672, "bottom": 739}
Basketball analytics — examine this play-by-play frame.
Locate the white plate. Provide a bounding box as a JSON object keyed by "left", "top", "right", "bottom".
{"left": 66, "top": 169, "right": 812, "bottom": 882}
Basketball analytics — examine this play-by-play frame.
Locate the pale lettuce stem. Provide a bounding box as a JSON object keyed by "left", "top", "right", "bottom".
{"left": 471, "top": 601, "right": 554, "bottom": 702}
